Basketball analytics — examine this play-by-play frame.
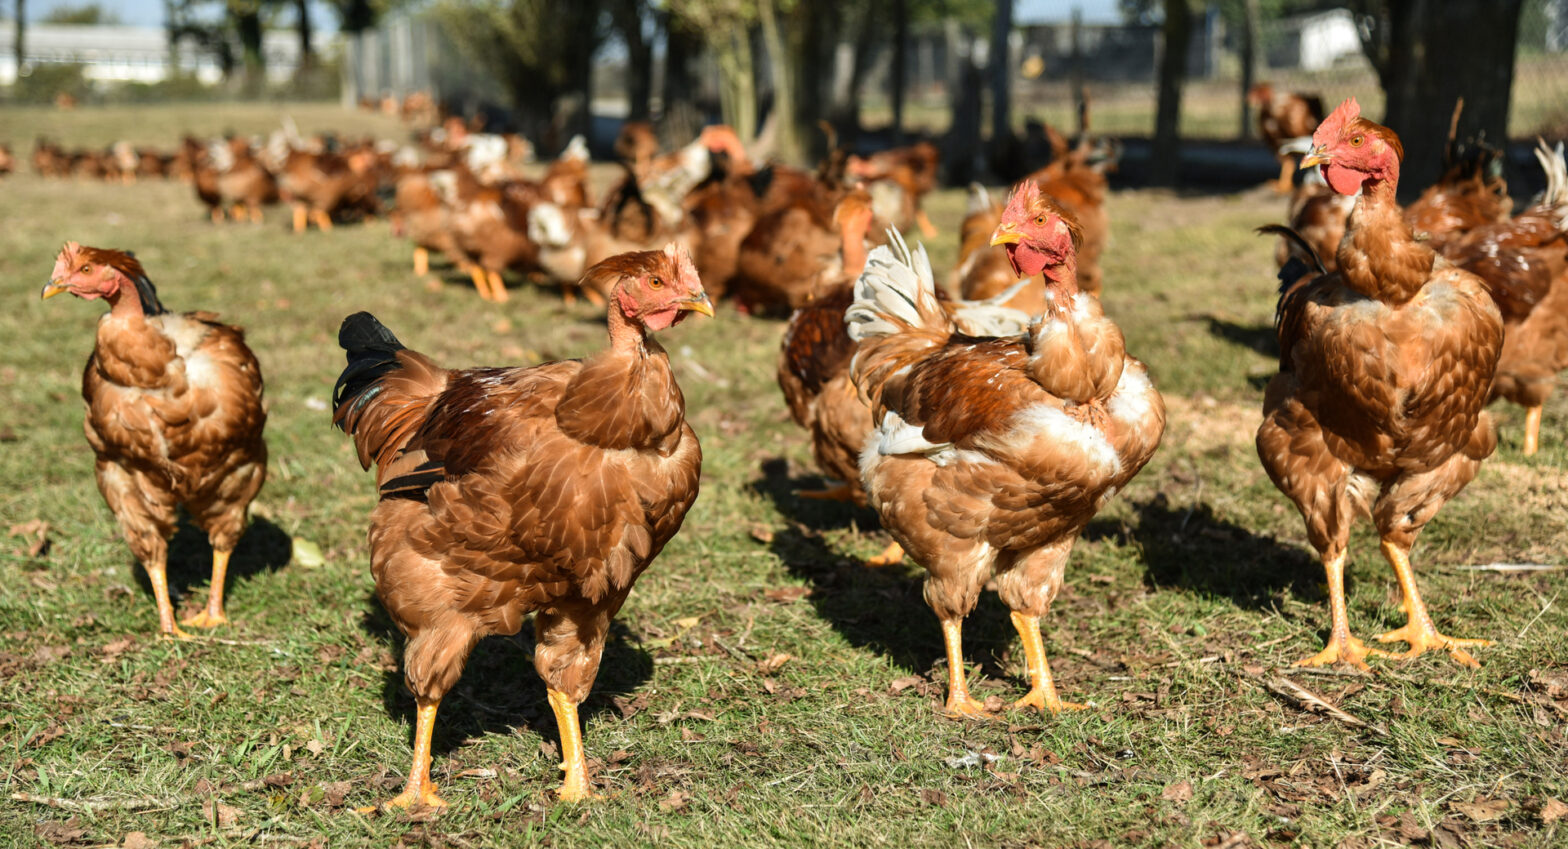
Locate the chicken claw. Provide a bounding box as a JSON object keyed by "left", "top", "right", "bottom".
{"left": 1007, "top": 612, "right": 1085, "bottom": 714}
{"left": 1012, "top": 689, "right": 1088, "bottom": 714}
{"left": 180, "top": 610, "right": 229, "bottom": 629}
{"left": 1291, "top": 634, "right": 1386, "bottom": 672}
{"left": 938, "top": 618, "right": 995, "bottom": 719}
{"left": 361, "top": 698, "right": 449, "bottom": 814}
{"left": 547, "top": 688, "right": 595, "bottom": 802}
{"left": 863, "top": 540, "right": 905, "bottom": 568}
{"left": 1374, "top": 624, "right": 1490, "bottom": 668}
{"left": 943, "top": 692, "right": 996, "bottom": 719}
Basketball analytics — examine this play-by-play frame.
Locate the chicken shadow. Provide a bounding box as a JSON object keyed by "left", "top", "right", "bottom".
{"left": 753, "top": 457, "right": 1019, "bottom": 680}
{"left": 359, "top": 591, "right": 653, "bottom": 762}
{"left": 1084, "top": 496, "right": 1318, "bottom": 610}
{"left": 1196, "top": 314, "right": 1279, "bottom": 359}
{"left": 148, "top": 514, "right": 292, "bottom": 603}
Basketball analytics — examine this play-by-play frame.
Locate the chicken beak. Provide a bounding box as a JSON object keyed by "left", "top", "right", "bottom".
{"left": 1299, "top": 145, "right": 1330, "bottom": 170}
{"left": 990, "top": 223, "right": 1022, "bottom": 247}
{"left": 41, "top": 279, "right": 69, "bottom": 300}
{"left": 677, "top": 293, "right": 715, "bottom": 318}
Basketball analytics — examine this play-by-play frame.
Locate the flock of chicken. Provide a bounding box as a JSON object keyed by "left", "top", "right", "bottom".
{"left": 35, "top": 92, "right": 1567, "bottom": 808}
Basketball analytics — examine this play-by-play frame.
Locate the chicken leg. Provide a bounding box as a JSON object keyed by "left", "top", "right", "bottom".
{"left": 546, "top": 687, "right": 593, "bottom": 801}
{"left": 144, "top": 555, "right": 193, "bottom": 642}
{"left": 486, "top": 271, "right": 509, "bottom": 303}
{"left": 180, "top": 548, "right": 231, "bottom": 628}
{"left": 1293, "top": 552, "right": 1387, "bottom": 671}
{"left": 413, "top": 247, "right": 430, "bottom": 277}
{"left": 863, "top": 540, "right": 906, "bottom": 568}
{"left": 292, "top": 204, "right": 309, "bottom": 234}
{"left": 1373, "top": 540, "right": 1490, "bottom": 667}
{"left": 369, "top": 698, "right": 448, "bottom": 811}
{"left": 939, "top": 618, "right": 992, "bottom": 718}
{"left": 1009, "top": 611, "right": 1085, "bottom": 713}
{"left": 469, "top": 266, "right": 497, "bottom": 302}
{"left": 1524, "top": 405, "right": 1542, "bottom": 456}
{"left": 797, "top": 482, "right": 855, "bottom": 502}
{"left": 311, "top": 209, "right": 333, "bottom": 231}
{"left": 1275, "top": 157, "right": 1294, "bottom": 193}
{"left": 916, "top": 210, "right": 939, "bottom": 239}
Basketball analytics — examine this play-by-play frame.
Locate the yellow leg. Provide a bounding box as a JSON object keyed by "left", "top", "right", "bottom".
{"left": 916, "top": 209, "right": 939, "bottom": 239}
{"left": 249, "top": 204, "right": 264, "bottom": 224}
{"left": 210, "top": 207, "right": 225, "bottom": 223}
{"left": 181, "top": 548, "right": 231, "bottom": 628}
{"left": 470, "top": 266, "right": 496, "bottom": 301}
{"left": 864, "top": 540, "right": 905, "bottom": 568}
{"left": 546, "top": 688, "right": 593, "bottom": 802}
{"left": 939, "top": 618, "right": 993, "bottom": 718}
{"left": 1293, "top": 551, "right": 1387, "bottom": 671}
{"left": 312, "top": 209, "right": 333, "bottom": 231}
{"left": 292, "top": 204, "right": 308, "bottom": 233}
{"left": 1276, "top": 157, "right": 1294, "bottom": 193}
{"left": 797, "top": 482, "right": 855, "bottom": 502}
{"left": 581, "top": 286, "right": 607, "bottom": 308}
{"left": 1009, "top": 611, "right": 1086, "bottom": 713}
{"left": 231, "top": 202, "right": 247, "bottom": 222}
{"left": 145, "top": 559, "right": 193, "bottom": 642}
{"left": 487, "top": 271, "right": 509, "bottom": 303}
{"left": 1373, "top": 540, "right": 1491, "bottom": 667}
{"left": 367, "top": 698, "right": 448, "bottom": 811}
{"left": 1523, "top": 405, "right": 1542, "bottom": 456}
{"left": 413, "top": 247, "right": 429, "bottom": 277}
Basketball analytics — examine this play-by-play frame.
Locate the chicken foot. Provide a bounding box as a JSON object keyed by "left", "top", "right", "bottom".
{"left": 292, "top": 204, "right": 309, "bottom": 234}
{"left": 1524, "top": 405, "right": 1542, "bottom": 456}
{"left": 1275, "top": 156, "right": 1295, "bottom": 193}
{"left": 144, "top": 556, "right": 194, "bottom": 642}
{"left": 546, "top": 687, "right": 594, "bottom": 801}
{"left": 413, "top": 247, "right": 430, "bottom": 277}
{"left": 1009, "top": 612, "right": 1085, "bottom": 714}
{"left": 797, "top": 482, "right": 855, "bottom": 502}
{"left": 939, "top": 618, "right": 994, "bottom": 718}
{"left": 1373, "top": 540, "right": 1490, "bottom": 668}
{"left": 863, "top": 540, "right": 906, "bottom": 568}
{"left": 1293, "top": 552, "right": 1388, "bottom": 671}
{"left": 366, "top": 697, "right": 448, "bottom": 811}
{"left": 916, "top": 209, "right": 940, "bottom": 239}
{"left": 468, "top": 267, "right": 499, "bottom": 302}
{"left": 180, "top": 548, "right": 231, "bottom": 629}
{"left": 311, "top": 209, "right": 333, "bottom": 231}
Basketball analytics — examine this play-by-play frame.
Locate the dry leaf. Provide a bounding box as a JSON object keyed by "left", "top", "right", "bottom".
{"left": 748, "top": 525, "right": 775, "bottom": 544}
{"left": 35, "top": 818, "right": 87, "bottom": 845}
{"left": 757, "top": 653, "right": 792, "bottom": 674}
{"left": 763, "top": 586, "right": 811, "bottom": 603}
{"left": 1540, "top": 797, "right": 1567, "bottom": 824}
{"left": 9, "top": 519, "right": 50, "bottom": 557}
{"left": 202, "top": 799, "right": 240, "bottom": 828}
{"left": 1451, "top": 796, "right": 1509, "bottom": 822}
{"left": 888, "top": 675, "right": 924, "bottom": 693}
{"left": 291, "top": 538, "right": 325, "bottom": 569}
{"left": 122, "top": 832, "right": 157, "bottom": 849}
{"left": 305, "top": 739, "right": 325, "bottom": 756}
{"left": 1162, "top": 780, "right": 1195, "bottom": 803}
{"left": 919, "top": 788, "right": 948, "bottom": 807}
{"left": 658, "top": 789, "right": 690, "bottom": 812}
{"left": 100, "top": 638, "right": 134, "bottom": 660}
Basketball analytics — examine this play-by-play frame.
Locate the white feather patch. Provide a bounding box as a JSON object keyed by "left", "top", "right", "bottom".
{"left": 1106, "top": 361, "right": 1156, "bottom": 426}
{"left": 1009, "top": 403, "right": 1120, "bottom": 477}
{"left": 845, "top": 228, "right": 941, "bottom": 343}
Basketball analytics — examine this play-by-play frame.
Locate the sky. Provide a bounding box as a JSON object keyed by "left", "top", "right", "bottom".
{"left": 28, "top": 0, "right": 1126, "bottom": 29}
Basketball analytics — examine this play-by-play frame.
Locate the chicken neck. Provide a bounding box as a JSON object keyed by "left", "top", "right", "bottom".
{"left": 1338, "top": 171, "right": 1435, "bottom": 305}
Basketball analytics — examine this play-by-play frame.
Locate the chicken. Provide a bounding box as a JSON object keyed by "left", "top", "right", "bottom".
{"left": 847, "top": 141, "right": 941, "bottom": 237}
{"left": 447, "top": 174, "right": 541, "bottom": 303}
{"left": 331, "top": 245, "right": 713, "bottom": 806}
{"left": 846, "top": 184, "right": 1165, "bottom": 717}
{"left": 42, "top": 243, "right": 268, "bottom": 638}
{"left": 1257, "top": 98, "right": 1503, "bottom": 670}
{"left": 1441, "top": 141, "right": 1568, "bottom": 456}
{"left": 1247, "top": 82, "right": 1325, "bottom": 192}
{"left": 391, "top": 169, "right": 474, "bottom": 282}
{"left": 0, "top": 143, "right": 13, "bottom": 177}
{"left": 614, "top": 120, "right": 661, "bottom": 176}
{"left": 733, "top": 152, "right": 855, "bottom": 314}
{"left": 199, "top": 138, "right": 279, "bottom": 223}
{"left": 1276, "top": 165, "right": 1353, "bottom": 272}
{"left": 277, "top": 145, "right": 382, "bottom": 233}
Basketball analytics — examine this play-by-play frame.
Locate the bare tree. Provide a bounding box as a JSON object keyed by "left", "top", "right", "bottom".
{"left": 668, "top": 0, "right": 760, "bottom": 143}
{"left": 1150, "top": 0, "right": 1192, "bottom": 186}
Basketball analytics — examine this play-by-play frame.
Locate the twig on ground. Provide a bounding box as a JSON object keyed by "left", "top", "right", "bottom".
{"left": 1246, "top": 674, "right": 1387, "bottom": 736}
{"left": 10, "top": 791, "right": 176, "bottom": 813}
{"left": 1519, "top": 590, "right": 1559, "bottom": 639}
{"left": 1456, "top": 563, "right": 1561, "bottom": 572}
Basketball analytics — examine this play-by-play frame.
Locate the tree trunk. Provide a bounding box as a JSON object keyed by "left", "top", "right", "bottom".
{"left": 891, "top": 0, "right": 907, "bottom": 144}
{"left": 1358, "top": 0, "right": 1524, "bottom": 199}
{"left": 14, "top": 0, "right": 25, "bottom": 77}
{"left": 714, "top": 29, "right": 757, "bottom": 144}
{"left": 1238, "top": 0, "right": 1258, "bottom": 140}
{"left": 944, "top": 24, "right": 982, "bottom": 186}
{"left": 295, "top": 0, "right": 314, "bottom": 74}
{"left": 164, "top": 0, "right": 179, "bottom": 77}
{"left": 759, "top": 0, "right": 802, "bottom": 165}
{"left": 788, "top": 0, "right": 835, "bottom": 164}
{"left": 660, "top": 15, "right": 702, "bottom": 145}
{"left": 234, "top": 6, "right": 265, "bottom": 98}
{"left": 616, "top": 0, "right": 653, "bottom": 121}
{"left": 989, "top": 0, "right": 1013, "bottom": 163}
{"left": 1150, "top": 0, "right": 1192, "bottom": 186}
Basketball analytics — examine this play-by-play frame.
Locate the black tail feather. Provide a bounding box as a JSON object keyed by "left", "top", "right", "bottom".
{"left": 1256, "top": 224, "right": 1327, "bottom": 291}
{"left": 332, "top": 311, "right": 405, "bottom": 425}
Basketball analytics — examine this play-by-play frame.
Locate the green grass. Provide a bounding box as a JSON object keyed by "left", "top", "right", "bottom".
{"left": 2, "top": 104, "right": 1566, "bottom": 848}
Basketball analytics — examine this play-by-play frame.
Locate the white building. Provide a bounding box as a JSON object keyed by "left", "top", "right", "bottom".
{"left": 0, "top": 22, "right": 304, "bottom": 86}
{"left": 1271, "top": 9, "right": 1362, "bottom": 72}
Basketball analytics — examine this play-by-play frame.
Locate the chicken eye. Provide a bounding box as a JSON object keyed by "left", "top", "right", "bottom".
{"left": 1349, "top": 135, "right": 1364, "bottom": 147}
{"left": 1033, "top": 215, "right": 1046, "bottom": 226}
{"left": 649, "top": 277, "right": 664, "bottom": 290}
{"left": 79, "top": 264, "right": 91, "bottom": 274}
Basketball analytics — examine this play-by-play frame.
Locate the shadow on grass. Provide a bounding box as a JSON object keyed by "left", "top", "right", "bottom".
{"left": 752, "top": 456, "right": 1021, "bottom": 680}
{"left": 1198, "top": 314, "right": 1278, "bottom": 358}
{"left": 359, "top": 592, "right": 653, "bottom": 761}
{"left": 153, "top": 514, "right": 292, "bottom": 601}
{"left": 1086, "top": 496, "right": 1318, "bottom": 610}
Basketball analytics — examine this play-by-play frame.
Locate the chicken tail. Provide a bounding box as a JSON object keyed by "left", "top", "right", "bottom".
{"left": 845, "top": 227, "right": 948, "bottom": 343}
{"left": 1532, "top": 138, "right": 1567, "bottom": 230}
{"left": 332, "top": 312, "right": 447, "bottom": 473}
{"left": 1257, "top": 224, "right": 1327, "bottom": 288}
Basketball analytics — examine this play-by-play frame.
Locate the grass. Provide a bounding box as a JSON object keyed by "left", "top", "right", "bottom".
{"left": 2, "top": 102, "right": 1567, "bottom": 848}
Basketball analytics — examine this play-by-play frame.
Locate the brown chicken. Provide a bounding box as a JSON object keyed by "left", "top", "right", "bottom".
{"left": 447, "top": 174, "right": 541, "bottom": 303}
{"left": 392, "top": 169, "right": 474, "bottom": 282}
{"left": 847, "top": 184, "right": 1165, "bottom": 717}
{"left": 733, "top": 152, "right": 855, "bottom": 314}
{"left": 197, "top": 139, "right": 279, "bottom": 223}
{"left": 278, "top": 146, "right": 381, "bottom": 233}
{"left": 1441, "top": 141, "right": 1568, "bottom": 456}
{"left": 332, "top": 245, "right": 713, "bottom": 806}
{"left": 1248, "top": 82, "right": 1325, "bottom": 192}
{"left": 1258, "top": 98, "right": 1503, "bottom": 670}
{"left": 42, "top": 243, "right": 268, "bottom": 638}
{"left": 847, "top": 141, "right": 941, "bottom": 237}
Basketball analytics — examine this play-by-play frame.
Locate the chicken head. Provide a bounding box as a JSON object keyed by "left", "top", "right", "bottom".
{"left": 989, "top": 180, "right": 1084, "bottom": 285}
{"left": 43, "top": 242, "right": 142, "bottom": 302}
{"left": 1300, "top": 97, "right": 1404, "bottom": 196}
{"left": 597, "top": 243, "right": 714, "bottom": 333}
